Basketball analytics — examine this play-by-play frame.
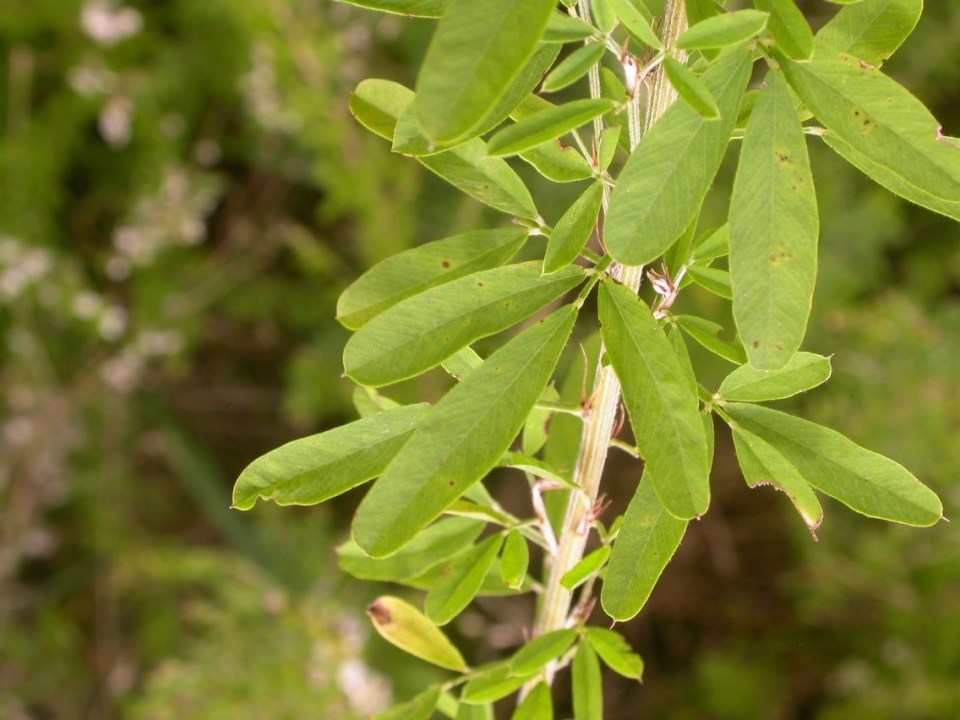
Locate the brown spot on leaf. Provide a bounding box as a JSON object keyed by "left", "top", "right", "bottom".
{"left": 776, "top": 342, "right": 783, "bottom": 350}
{"left": 752, "top": 340, "right": 761, "bottom": 348}
{"left": 367, "top": 600, "right": 391, "bottom": 625}
{"left": 441, "top": 260, "right": 450, "bottom": 268}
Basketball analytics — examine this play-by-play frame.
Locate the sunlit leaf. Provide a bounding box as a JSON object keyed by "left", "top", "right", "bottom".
{"left": 510, "top": 629, "right": 579, "bottom": 676}
{"left": 604, "top": 46, "right": 752, "bottom": 265}
{"left": 461, "top": 665, "right": 531, "bottom": 704}
{"left": 572, "top": 641, "right": 602, "bottom": 720}
{"left": 543, "top": 41, "right": 609, "bottom": 94}
{"left": 500, "top": 529, "right": 529, "bottom": 590}
{"left": 675, "top": 10, "right": 769, "bottom": 50}
{"left": 601, "top": 472, "right": 688, "bottom": 620}
{"left": 489, "top": 99, "right": 616, "bottom": 157}
{"left": 353, "top": 306, "right": 577, "bottom": 557}
{"left": 755, "top": 0, "right": 814, "bottom": 60}
{"left": 725, "top": 403, "right": 943, "bottom": 526}
{"left": 718, "top": 352, "right": 831, "bottom": 402}
{"left": 676, "top": 315, "right": 747, "bottom": 364}
{"left": 343, "top": 263, "right": 584, "bottom": 386}
{"left": 584, "top": 627, "right": 644, "bottom": 680}
{"left": 511, "top": 682, "right": 553, "bottom": 720}
{"left": 544, "top": 11, "right": 598, "bottom": 43}
{"left": 232, "top": 404, "right": 427, "bottom": 510}
{"left": 730, "top": 70, "right": 819, "bottom": 369}
{"left": 560, "top": 545, "right": 610, "bottom": 590}
{"left": 608, "top": 0, "right": 663, "bottom": 49}
{"left": 815, "top": 0, "right": 922, "bottom": 66}
{"left": 543, "top": 182, "right": 603, "bottom": 274}
{"left": 599, "top": 282, "right": 710, "bottom": 518}
{"left": 367, "top": 596, "right": 469, "bottom": 672}
{"left": 335, "top": 0, "right": 449, "bottom": 16}
{"left": 337, "top": 229, "right": 527, "bottom": 329}
{"left": 373, "top": 685, "right": 442, "bottom": 720}
{"left": 663, "top": 56, "right": 720, "bottom": 119}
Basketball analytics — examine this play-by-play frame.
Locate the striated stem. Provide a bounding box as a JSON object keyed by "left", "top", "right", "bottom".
{"left": 531, "top": 0, "right": 688, "bottom": 676}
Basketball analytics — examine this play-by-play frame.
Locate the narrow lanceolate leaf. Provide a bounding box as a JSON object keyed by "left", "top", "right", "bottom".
{"left": 780, "top": 52, "right": 960, "bottom": 222}
{"left": 598, "top": 126, "right": 621, "bottom": 171}
{"left": 585, "top": 628, "right": 644, "bottom": 680}
{"left": 815, "top": 0, "right": 922, "bottom": 67}
{"left": 685, "top": 0, "right": 720, "bottom": 26}
{"left": 519, "top": 143, "right": 594, "bottom": 183}
{"left": 338, "top": 229, "right": 527, "bottom": 329}
{"left": 599, "top": 282, "right": 710, "bottom": 519}
{"left": 675, "top": 10, "right": 769, "bottom": 50}
{"left": 544, "top": 11, "right": 597, "bottom": 43}
{"left": 232, "top": 404, "right": 427, "bottom": 510}
{"left": 543, "top": 183, "right": 603, "bottom": 274}
{"left": 604, "top": 46, "right": 752, "bottom": 266}
{"left": 676, "top": 315, "right": 747, "bottom": 364}
{"left": 426, "top": 534, "right": 504, "bottom": 625}
{"left": 730, "top": 70, "right": 819, "bottom": 370}
{"left": 338, "top": 517, "right": 485, "bottom": 581}
{"left": 608, "top": 0, "right": 663, "bottom": 49}
{"left": 731, "top": 427, "right": 824, "bottom": 534}
{"left": 510, "top": 629, "right": 579, "bottom": 677}
{"left": 755, "top": 0, "right": 814, "bottom": 60}
{"left": 488, "top": 99, "right": 616, "bottom": 157}
{"left": 686, "top": 264, "right": 732, "bottom": 299}
{"left": 353, "top": 306, "right": 577, "bottom": 557}
{"left": 367, "top": 596, "right": 468, "bottom": 672}
{"left": 573, "top": 642, "right": 603, "bottom": 720}
{"left": 473, "top": 44, "right": 562, "bottom": 137}
{"left": 455, "top": 703, "right": 490, "bottom": 720}
{"left": 725, "top": 403, "right": 943, "bottom": 526}
{"left": 335, "top": 0, "right": 449, "bottom": 17}
{"left": 601, "top": 473, "right": 688, "bottom": 620}
{"left": 349, "top": 79, "right": 538, "bottom": 218}
{"left": 542, "top": 42, "right": 608, "bottom": 94}
{"left": 461, "top": 665, "right": 530, "bottom": 704}
{"left": 511, "top": 682, "right": 553, "bottom": 720}
{"left": 718, "top": 352, "right": 831, "bottom": 402}
{"left": 343, "top": 263, "right": 584, "bottom": 386}
{"left": 415, "top": 0, "right": 557, "bottom": 143}
{"left": 500, "top": 529, "right": 529, "bottom": 590}
{"left": 560, "top": 545, "right": 611, "bottom": 590}
{"left": 373, "top": 686, "right": 441, "bottom": 720}
{"left": 663, "top": 57, "right": 720, "bottom": 120}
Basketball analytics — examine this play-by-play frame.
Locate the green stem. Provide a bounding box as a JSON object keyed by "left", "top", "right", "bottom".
{"left": 530, "top": 0, "right": 688, "bottom": 682}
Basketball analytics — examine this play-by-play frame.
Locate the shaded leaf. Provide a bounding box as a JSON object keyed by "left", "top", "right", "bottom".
{"left": 373, "top": 685, "right": 441, "bottom": 720}
{"left": 511, "top": 682, "right": 553, "bottom": 720}
{"left": 675, "top": 10, "right": 769, "bottom": 50}
{"left": 572, "top": 641, "right": 603, "bottom": 720}
{"left": 724, "top": 403, "right": 943, "bottom": 526}
{"left": 544, "top": 182, "right": 603, "bottom": 273}
{"left": 663, "top": 56, "right": 720, "bottom": 119}
{"left": 686, "top": 264, "right": 732, "bottom": 299}
{"left": 367, "top": 596, "right": 468, "bottom": 672}
{"left": 510, "top": 629, "right": 579, "bottom": 677}
{"left": 489, "top": 99, "right": 616, "bottom": 157}
{"left": 500, "top": 529, "right": 529, "bottom": 590}
{"left": 815, "top": 0, "right": 922, "bottom": 66}
{"left": 676, "top": 315, "right": 747, "bottom": 364}
{"left": 604, "top": 46, "right": 752, "bottom": 265}
{"left": 426, "top": 534, "right": 505, "bottom": 625}
{"left": 730, "top": 70, "right": 819, "bottom": 369}
{"left": 755, "top": 0, "right": 814, "bottom": 60}
{"left": 561, "top": 545, "right": 611, "bottom": 590}
{"left": 461, "top": 665, "right": 531, "bottom": 704}
{"left": 601, "top": 472, "right": 688, "bottom": 621}
{"left": 232, "top": 404, "right": 427, "bottom": 510}
{"left": 608, "top": 0, "right": 663, "bottom": 49}
{"left": 718, "top": 352, "right": 831, "bottom": 402}
{"left": 585, "top": 627, "right": 644, "bottom": 680}
{"left": 542, "top": 41, "right": 608, "bottom": 93}
{"left": 344, "top": 263, "right": 584, "bottom": 386}
{"left": 544, "top": 11, "right": 598, "bottom": 43}
{"left": 337, "top": 229, "right": 527, "bottom": 329}
{"left": 599, "top": 282, "right": 710, "bottom": 519}
{"left": 353, "top": 306, "right": 578, "bottom": 557}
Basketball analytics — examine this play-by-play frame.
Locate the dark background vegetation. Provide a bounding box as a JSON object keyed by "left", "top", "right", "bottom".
{"left": 1, "top": 1, "right": 959, "bottom": 717}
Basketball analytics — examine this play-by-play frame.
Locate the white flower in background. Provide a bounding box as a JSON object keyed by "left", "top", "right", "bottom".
{"left": 99, "top": 95, "right": 133, "bottom": 148}
{"left": 81, "top": 0, "right": 143, "bottom": 46}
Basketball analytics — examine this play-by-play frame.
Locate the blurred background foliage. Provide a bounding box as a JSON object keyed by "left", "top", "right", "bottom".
{"left": 0, "top": 0, "right": 958, "bottom": 718}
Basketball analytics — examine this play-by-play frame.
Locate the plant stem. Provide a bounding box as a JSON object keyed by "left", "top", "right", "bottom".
{"left": 531, "top": 0, "right": 688, "bottom": 672}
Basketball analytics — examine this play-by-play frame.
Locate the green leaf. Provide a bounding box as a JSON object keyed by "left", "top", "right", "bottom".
{"left": 338, "top": 229, "right": 527, "bottom": 329}
{"left": 335, "top": 0, "right": 449, "bottom": 17}
{"left": 544, "top": 11, "right": 597, "bottom": 43}
{"left": 730, "top": 70, "right": 819, "bottom": 370}
{"left": 676, "top": 315, "right": 747, "bottom": 364}
{"left": 604, "top": 46, "right": 752, "bottom": 265}
{"left": 415, "top": 0, "right": 557, "bottom": 143}
{"left": 724, "top": 403, "right": 943, "bottom": 526}
{"left": 499, "top": 452, "right": 577, "bottom": 490}
{"left": 585, "top": 628, "right": 644, "bottom": 680}
{"left": 592, "top": 0, "right": 618, "bottom": 33}
{"left": 338, "top": 516, "right": 485, "bottom": 581}
{"left": 353, "top": 306, "right": 578, "bottom": 557}
{"left": 510, "top": 629, "right": 579, "bottom": 677}
{"left": 511, "top": 682, "right": 553, "bottom": 720}
{"left": 489, "top": 99, "right": 616, "bottom": 157}
{"left": 560, "top": 545, "right": 611, "bottom": 590}
{"left": 519, "top": 143, "right": 595, "bottom": 183}
{"left": 500, "top": 529, "right": 529, "bottom": 590}
{"left": 367, "top": 596, "right": 469, "bottom": 672}
{"left": 685, "top": 0, "right": 720, "bottom": 26}
{"left": 663, "top": 56, "right": 720, "bottom": 120}
{"left": 601, "top": 472, "right": 688, "bottom": 621}
{"left": 232, "top": 404, "right": 428, "bottom": 510}
{"left": 599, "top": 282, "right": 710, "bottom": 519}
{"left": 349, "top": 79, "right": 539, "bottom": 218}
{"left": 343, "top": 263, "right": 584, "bottom": 386}
{"left": 461, "top": 665, "right": 531, "bottom": 704}
{"left": 426, "top": 534, "right": 505, "bottom": 625}
{"left": 572, "top": 641, "right": 603, "bottom": 720}
{"left": 598, "top": 126, "right": 621, "bottom": 172}
{"left": 718, "top": 352, "right": 831, "bottom": 402}
{"left": 731, "top": 426, "right": 824, "bottom": 533}
{"left": 542, "top": 41, "right": 608, "bottom": 94}
{"left": 442, "top": 346, "right": 485, "bottom": 381}
{"left": 780, "top": 52, "right": 960, "bottom": 221}
{"left": 353, "top": 386, "right": 402, "bottom": 419}
{"left": 686, "top": 264, "right": 732, "bottom": 299}
{"left": 755, "top": 0, "right": 814, "bottom": 60}
{"left": 543, "top": 183, "right": 603, "bottom": 274}
{"left": 815, "top": 0, "right": 922, "bottom": 66}
{"left": 456, "top": 703, "right": 492, "bottom": 720}
{"left": 675, "top": 10, "right": 769, "bottom": 50}
{"left": 608, "top": 0, "right": 663, "bottom": 49}
{"left": 690, "top": 225, "right": 729, "bottom": 263}
{"left": 373, "top": 685, "right": 442, "bottom": 720}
